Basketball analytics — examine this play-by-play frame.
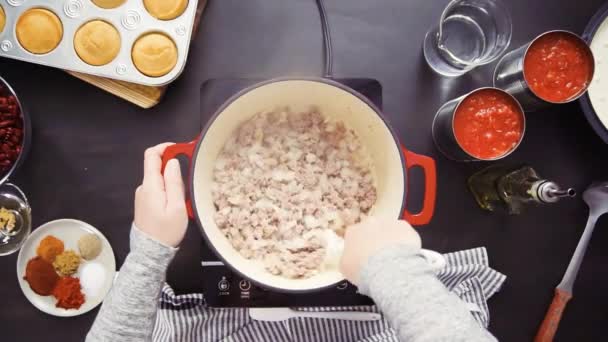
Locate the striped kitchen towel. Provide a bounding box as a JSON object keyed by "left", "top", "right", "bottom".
{"left": 152, "top": 247, "right": 506, "bottom": 342}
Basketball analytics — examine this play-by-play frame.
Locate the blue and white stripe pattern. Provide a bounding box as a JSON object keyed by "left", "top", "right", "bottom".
{"left": 152, "top": 247, "right": 505, "bottom": 342}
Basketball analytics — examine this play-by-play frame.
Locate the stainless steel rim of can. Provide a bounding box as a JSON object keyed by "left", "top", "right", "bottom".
{"left": 445, "top": 87, "right": 527, "bottom": 161}
{"left": 518, "top": 30, "right": 594, "bottom": 104}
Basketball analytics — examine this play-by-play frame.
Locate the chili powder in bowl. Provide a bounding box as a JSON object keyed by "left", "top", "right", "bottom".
{"left": 23, "top": 256, "right": 58, "bottom": 296}
{"left": 524, "top": 31, "right": 595, "bottom": 104}
{"left": 453, "top": 88, "right": 525, "bottom": 160}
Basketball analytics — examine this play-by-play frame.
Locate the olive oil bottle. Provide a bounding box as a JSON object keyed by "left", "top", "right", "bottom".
{"left": 468, "top": 165, "right": 576, "bottom": 214}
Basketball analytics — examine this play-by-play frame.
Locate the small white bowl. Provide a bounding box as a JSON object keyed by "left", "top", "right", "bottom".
{"left": 16, "top": 219, "right": 116, "bottom": 317}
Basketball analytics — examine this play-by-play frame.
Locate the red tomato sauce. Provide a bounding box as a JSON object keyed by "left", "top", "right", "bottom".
{"left": 454, "top": 89, "right": 524, "bottom": 160}
{"left": 524, "top": 32, "right": 593, "bottom": 103}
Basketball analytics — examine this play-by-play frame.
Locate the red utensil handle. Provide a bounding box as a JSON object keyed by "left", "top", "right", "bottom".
{"left": 534, "top": 289, "right": 572, "bottom": 342}
{"left": 400, "top": 146, "right": 437, "bottom": 226}
{"left": 161, "top": 140, "right": 197, "bottom": 219}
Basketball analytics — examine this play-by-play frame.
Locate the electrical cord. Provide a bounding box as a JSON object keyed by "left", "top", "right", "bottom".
{"left": 315, "top": 0, "right": 333, "bottom": 77}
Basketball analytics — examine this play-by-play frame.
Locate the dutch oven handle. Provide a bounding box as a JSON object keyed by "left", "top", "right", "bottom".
{"left": 161, "top": 140, "right": 197, "bottom": 219}
{"left": 400, "top": 145, "right": 437, "bottom": 226}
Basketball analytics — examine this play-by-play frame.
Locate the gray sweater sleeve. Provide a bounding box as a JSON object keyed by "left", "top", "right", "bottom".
{"left": 86, "top": 225, "right": 177, "bottom": 342}
{"left": 358, "top": 245, "right": 497, "bottom": 342}
{"left": 86, "top": 230, "right": 496, "bottom": 342}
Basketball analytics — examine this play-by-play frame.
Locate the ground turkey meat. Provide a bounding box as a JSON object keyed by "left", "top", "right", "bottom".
{"left": 212, "top": 108, "right": 377, "bottom": 279}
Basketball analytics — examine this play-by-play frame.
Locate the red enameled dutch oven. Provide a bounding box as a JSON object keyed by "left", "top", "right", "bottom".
{"left": 162, "top": 78, "right": 436, "bottom": 293}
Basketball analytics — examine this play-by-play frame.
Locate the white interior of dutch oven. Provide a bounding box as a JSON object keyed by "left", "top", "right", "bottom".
{"left": 192, "top": 79, "right": 405, "bottom": 291}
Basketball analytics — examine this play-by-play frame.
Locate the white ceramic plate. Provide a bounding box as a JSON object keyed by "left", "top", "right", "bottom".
{"left": 17, "top": 219, "right": 116, "bottom": 317}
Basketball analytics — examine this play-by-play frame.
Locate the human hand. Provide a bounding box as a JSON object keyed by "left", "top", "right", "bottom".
{"left": 134, "top": 143, "right": 188, "bottom": 247}
{"left": 340, "top": 217, "right": 421, "bottom": 285}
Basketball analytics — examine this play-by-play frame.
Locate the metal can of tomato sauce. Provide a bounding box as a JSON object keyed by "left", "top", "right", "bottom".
{"left": 432, "top": 87, "right": 526, "bottom": 162}
{"left": 493, "top": 30, "right": 595, "bottom": 112}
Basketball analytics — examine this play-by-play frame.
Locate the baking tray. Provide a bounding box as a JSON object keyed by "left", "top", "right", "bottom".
{"left": 0, "top": 0, "right": 199, "bottom": 86}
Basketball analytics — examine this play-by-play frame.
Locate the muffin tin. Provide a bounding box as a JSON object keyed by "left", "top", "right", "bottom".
{"left": 0, "top": 0, "right": 199, "bottom": 86}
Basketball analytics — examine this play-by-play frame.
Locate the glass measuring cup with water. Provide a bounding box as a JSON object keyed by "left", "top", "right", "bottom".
{"left": 423, "top": 0, "right": 512, "bottom": 77}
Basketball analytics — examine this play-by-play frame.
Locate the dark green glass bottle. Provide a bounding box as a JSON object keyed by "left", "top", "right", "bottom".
{"left": 468, "top": 165, "right": 576, "bottom": 214}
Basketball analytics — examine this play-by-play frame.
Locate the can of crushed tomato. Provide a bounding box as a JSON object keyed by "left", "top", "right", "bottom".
{"left": 432, "top": 87, "right": 526, "bottom": 162}
{"left": 493, "top": 30, "right": 595, "bottom": 112}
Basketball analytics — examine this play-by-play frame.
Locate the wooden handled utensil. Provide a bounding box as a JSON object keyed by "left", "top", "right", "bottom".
{"left": 534, "top": 182, "right": 608, "bottom": 342}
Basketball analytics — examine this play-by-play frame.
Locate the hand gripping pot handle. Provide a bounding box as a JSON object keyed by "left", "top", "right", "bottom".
{"left": 400, "top": 145, "right": 437, "bottom": 226}
{"left": 161, "top": 141, "right": 438, "bottom": 225}
{"left": 161, "top": 140, "right": 197, "bottom": 219}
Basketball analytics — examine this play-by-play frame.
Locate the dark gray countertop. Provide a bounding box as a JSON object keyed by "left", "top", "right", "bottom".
{"left": 1, "top": 0, "right": 607, "bottom": 340}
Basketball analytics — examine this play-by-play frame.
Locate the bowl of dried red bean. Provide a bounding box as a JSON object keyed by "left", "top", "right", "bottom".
{"left": 0, "top": 76, "right": 30, "bottom": 183}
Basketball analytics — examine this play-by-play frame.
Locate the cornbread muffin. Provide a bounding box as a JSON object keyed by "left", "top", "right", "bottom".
{"left": 74, "top": 20, "right": 121, "bottom": 66}
{"left": 144, "top": 0, "right": 188, "bottom": 20}
{"left": 131, "top": 33, "right": 178, "bottom": 77}
{"left": 16, "top": 8, "right": 63, "bottom": 54}
{"left": 91, "top": 0, "right": 127, "bottom": 9}
{"left": 0, "top": 6, "right": 6, "bottom": 34}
